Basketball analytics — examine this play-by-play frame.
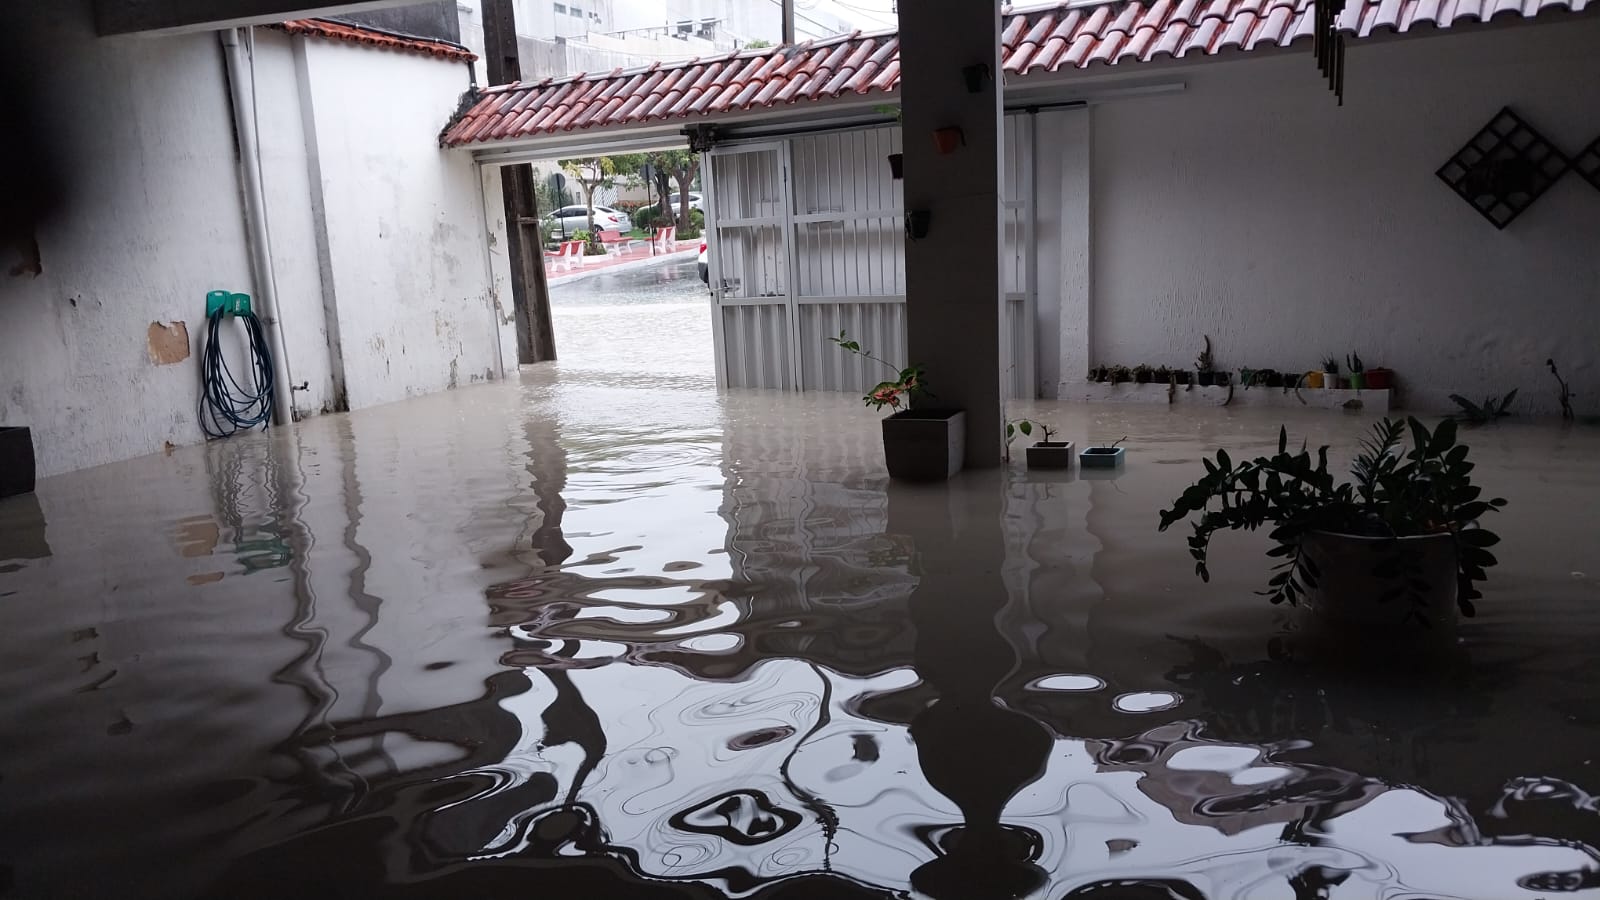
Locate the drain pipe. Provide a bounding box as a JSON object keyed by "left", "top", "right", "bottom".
{"left": 220, "top": 26, "right": 295, "bottom": 426}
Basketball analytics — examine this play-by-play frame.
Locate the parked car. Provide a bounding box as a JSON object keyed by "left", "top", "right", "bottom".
{"left": 698, "top": 240, "right": 708, "bottom": 284}
{"left": 545, "top": 204, "right": 629, "bottom": 237}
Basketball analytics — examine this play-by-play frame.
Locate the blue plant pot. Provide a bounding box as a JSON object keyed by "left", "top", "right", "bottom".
{"left": 1078, "top": 446, "right": 1125, "bottom": 469}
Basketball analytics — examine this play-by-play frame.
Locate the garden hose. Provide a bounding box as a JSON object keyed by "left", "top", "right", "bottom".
{"left": 198, "top": 304, "right": 275, "bottom": 439}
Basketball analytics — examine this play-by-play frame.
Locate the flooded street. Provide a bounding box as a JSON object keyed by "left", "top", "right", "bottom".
{"left": 2, "top": 369, "right": 1600, "bottom": 898}
{"left": 550, "top": 256, "right": 715, "bottom": 388}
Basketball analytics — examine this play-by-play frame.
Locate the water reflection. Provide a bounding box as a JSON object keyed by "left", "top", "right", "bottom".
{"left": 1, "top": 376, "right": 1599, "bottom": 898}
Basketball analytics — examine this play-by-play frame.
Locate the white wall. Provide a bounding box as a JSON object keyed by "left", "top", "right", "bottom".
{"left": 297, "top": 38, "right": 506, "bottom": 408}
{"left": 0, "top": 2, "right": 511, "bottom": 478}
{"left": 1081, "top": 19, "right": 1600, "bottom": 413}
{"left": 0, "top": 3, "right": 256, "bottom": 477}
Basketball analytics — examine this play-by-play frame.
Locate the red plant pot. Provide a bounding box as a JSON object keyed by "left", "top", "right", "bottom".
{"left": 1364, "top": 368, "right": 1393, "bottom": 390}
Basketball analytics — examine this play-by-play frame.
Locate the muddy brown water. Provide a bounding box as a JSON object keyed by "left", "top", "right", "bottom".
{"left": 2, "top": 372, "right": 1599, "bottom": 899}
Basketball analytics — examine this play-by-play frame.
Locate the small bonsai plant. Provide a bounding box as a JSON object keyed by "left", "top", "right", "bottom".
{"left": 1449, "top": 391, "right": 1517, "bottom": 426}
{"left": 828, "top": 330, "right": 928, "bottom": 411}
{"left": 1158, "top": 418, "right": 1506, "bottom": 621}
{"left": 1004, "top": 418, "right": 1054, "bottom": 460}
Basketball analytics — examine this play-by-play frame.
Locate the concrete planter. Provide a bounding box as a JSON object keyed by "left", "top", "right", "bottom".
{"left": 1297, "top": 530, "right": 1459, "bottom": 632}
{"left": 1079, "top": 446, "right": 1125, "bottom": 469}
{"left": 1025, "top": 441, "right": 1075, "bottom": 469}
{"left": 0, "top": 427, "right": 36, "bottom": 499}
{"left": 882, "top": 409, "right": 964, "bottom": 481}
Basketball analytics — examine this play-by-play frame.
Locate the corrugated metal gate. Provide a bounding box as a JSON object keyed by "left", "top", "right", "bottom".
{"left": 705, "top": 118, "right": 1034, "bottom": 398}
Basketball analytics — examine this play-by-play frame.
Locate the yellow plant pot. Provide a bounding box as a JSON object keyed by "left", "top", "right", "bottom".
{"left": 1304, "top": 371, "right": 1324, "bottom": 389}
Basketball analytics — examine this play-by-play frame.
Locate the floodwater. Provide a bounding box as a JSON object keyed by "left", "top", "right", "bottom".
{"left": 550, "top": 256, "right": 714, "bottom": 387}
{"left": 2, "top": 372, "right": 1600, "bottom": 899}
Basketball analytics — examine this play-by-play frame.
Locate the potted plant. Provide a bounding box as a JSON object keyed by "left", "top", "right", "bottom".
{"left": 1079, "top": 435, "right": 1127, "bottom": 469}
{"left": 1154, "top": 365, "right": 1172, "bottom": 384}
{"left": 1449, "top": 391, "right": 1517, "bottom": 426}
{"left": 1133, "top": 364, "right": 1154, "bottom": 385}
{"left": 1365, "top": 366, "right": 1394, "bottom": 391}
{"left": 1007, "top": 419, "right": 1073, "bottom": 469}
{"left": 1109, "top": 365, "right": 1132, "bottom": 385}
{"left": 1321, "top": 357, "right": 1339, "bottom": 391}
{"left": 1158, "top": 417, "right": 1506, "bottom": 631}
{"left": 1346, "top": 353, "right": 1366, "bottom": 391}
{"left": 0, "top": 426, "right": 35, "bottom": 499}
{"left": 1089, "top": 365, "right": 1109, "bottom": 384}
{"left": 829, "top": 331, "right": 961, "bottom": 481}
{"left": 1196, "top": 337, "right": 1217, "bottom": 387}
{"left": 1170, "top": 369, "right": 1192, "bottom": 387}
{"left": 1263, "top": 369, "right": 1285, "bottom": 388}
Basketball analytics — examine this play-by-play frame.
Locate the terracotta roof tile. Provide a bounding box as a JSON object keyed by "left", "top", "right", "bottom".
{"left": 280, "top": 18, "right": 476, "bottom": 62}
{"left": 441, "top": 0, "right": 1590, "bottom": 146}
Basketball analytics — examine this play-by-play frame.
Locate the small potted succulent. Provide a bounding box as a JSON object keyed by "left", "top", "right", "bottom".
{"left": 1321, "top": 357, "right": 1339, "bottom": 390}
{"left": 1007, "top": 419, "right": 1073, "bottom": 469}
{"left": 1154, "top": 365, "right": 1172, "bottom": 384}
{"left": 1089, "top": 365, "right": 1109, "bottom": 384}
{"left": 1346, "top": 353, "right": 1366, "bottom": 391}
{"left": 1170, "top": 368, "right": 1192, "bottom": 387}
{"left": 1158, "top": 417, "right": 1506, "bottom": 632}
{"left": 1109, "top": 365, "right": 1132, "bottom": 385}
{"left": 830, "top": 331, "right": 961, "bottom": 481}
{"left": 1079, "top": 435, "right": 1127, "bottom": 469}
{"left": 1133, "top": 364, "right": 1154, "bottom": 385}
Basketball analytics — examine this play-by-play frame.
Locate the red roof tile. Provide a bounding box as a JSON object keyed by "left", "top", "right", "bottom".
{"left": 280, "top": 18, "right": 477, "bottom": 63}
{"left": 442, "top": 0, "right": 1588, "bottom": 146}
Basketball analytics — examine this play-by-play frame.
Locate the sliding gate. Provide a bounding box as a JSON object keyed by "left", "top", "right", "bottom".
{"left": 705, "top": 119, "right": 1034, "bottom": 398}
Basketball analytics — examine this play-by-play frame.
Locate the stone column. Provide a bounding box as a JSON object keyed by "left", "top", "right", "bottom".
{"left": 899, "top": 0, "right": 1004, "bottom": 469}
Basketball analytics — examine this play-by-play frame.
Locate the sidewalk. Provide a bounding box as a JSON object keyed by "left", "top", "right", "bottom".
{"left": 545, "top": 240, "right": 698, "bottom": 286}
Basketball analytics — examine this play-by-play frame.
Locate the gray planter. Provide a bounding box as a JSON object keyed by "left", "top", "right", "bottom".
{"left": 882, "top": 408, "right": 964, "bottom": 481}
{"left": 0, "top": 427, "right": 35, "bottom": 499}
{"left": 1025, "top": 440, "right": 1074, "bottom": 469}
{"left": 1079, "top": 446, "right": 1125, "bottom": 469}
{"left": 1297, "top": 530, "right": 1459, "bottom": 632}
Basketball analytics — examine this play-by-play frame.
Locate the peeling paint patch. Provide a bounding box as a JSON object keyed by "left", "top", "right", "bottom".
{"left": 187, "top": 572, "right": 224, "bottom": 586}
{"left": 147, "top": 321, "right": 190, "bottom": 365}
{"left": 174, "top": 516, "right": 219, "bottom": 558}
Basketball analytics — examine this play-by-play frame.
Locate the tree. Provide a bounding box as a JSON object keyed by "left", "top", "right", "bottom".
{"left": 745, "top": 38, "right": 773, "bottom": 49}
{"left": 645, "top": 149, "right": 701, "bottom": 232}
{"left": 558, "top": 157, "right": 615, "bottom": 234}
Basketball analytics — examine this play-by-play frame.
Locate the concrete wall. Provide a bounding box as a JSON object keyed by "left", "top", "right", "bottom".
{"left": 0, "top": 1, "right": 510, "bottom": 477}
{"left": 297, "top": 37, "right": 505, "bottom": 407}
{"left": 1081, "top": 19, "right": 1600, "bottom": 413}
{"left": 330, "top": 0, "right": 460, "bottom": 41}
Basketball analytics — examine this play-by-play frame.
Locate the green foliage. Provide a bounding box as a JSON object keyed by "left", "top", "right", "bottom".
{"left": 1321, "top": 355, "right": 1339, "bottom": 374}
{"left": 1158, "top": 417, "right": 1507, "bottom": 621}
{"left": 1346, "top": 352, "right": 1365, "bottom": 374}
{"left": 745, "top": 38, "right": 774, "bottom": 49}
{"left": 828, "top": 330, "right": 929, "bottom": 411}
{"left": 1196, "top": 335, "right": 1214, "bottom": 373}
{"left": 1449, "top": 391, "right": 1517, "bottom": 426}
{"left": 1004, "top": 419, "right": 1058, "bottom": 460}
{"left": 873, "top": 104, "right": 903, "bottom": 122}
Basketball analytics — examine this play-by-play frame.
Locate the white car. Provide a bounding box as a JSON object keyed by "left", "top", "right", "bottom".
{"left": 697, "top": 240, "right": 708, "bottom": 284}
{"left": 545, "top": 204, "right": 629, "bottom": 236}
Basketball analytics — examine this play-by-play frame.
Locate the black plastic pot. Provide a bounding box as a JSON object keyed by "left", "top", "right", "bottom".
{"left": 887, "top": 153, "right": 904, "bottom": 180}
{"left": 0, "top": 427, "right": 36, "bottom": 499}
{"left": 1197, "top": 372, "right": 1216, "bottom": 387}
{"left": 882, "top": 409, "right": 964, "bottom": 481}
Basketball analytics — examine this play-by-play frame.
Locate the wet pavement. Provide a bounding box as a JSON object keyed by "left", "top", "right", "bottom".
{"left": 2, "top": 371, "right": 1599, "bottom": 899}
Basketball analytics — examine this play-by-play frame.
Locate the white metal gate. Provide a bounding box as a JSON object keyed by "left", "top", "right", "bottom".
{"left": 706, "top": 119, "right": 1034, "bottom": 398}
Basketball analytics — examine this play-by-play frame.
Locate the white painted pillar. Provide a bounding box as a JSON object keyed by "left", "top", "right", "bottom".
{"left": 899, "top": 0, "right": 1004, "bottom": 469}
{"left": 1054, "top": 108, "right": 1093, "bottom": 393}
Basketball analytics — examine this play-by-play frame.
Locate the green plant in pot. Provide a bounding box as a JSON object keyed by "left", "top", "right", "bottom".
{"left": 1158, "top": 417, "right": 1506, "bottom": 631}
{"left": 1321, "top": 356, "right": 1339, "bottom": 391}
{"left": 830, "top": 331, "right": 961, "bottom": 481}
{"left": 1346, "top": 353, "right": 1366, "bottom": 391}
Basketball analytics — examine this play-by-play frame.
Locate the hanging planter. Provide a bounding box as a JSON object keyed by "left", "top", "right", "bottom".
{"left": 0, "top": 427, "right": 35, "bottom": 499}
{"left": 887, "top": 153, "right": 904, "bottom": 180}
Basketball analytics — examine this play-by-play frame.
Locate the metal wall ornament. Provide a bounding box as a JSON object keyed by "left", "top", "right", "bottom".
{"left": 1435, "top": 107, "right": 1571, "bottom": 230}
{"left": 1575, "top": 135, "right": 1600, "bottom": 193}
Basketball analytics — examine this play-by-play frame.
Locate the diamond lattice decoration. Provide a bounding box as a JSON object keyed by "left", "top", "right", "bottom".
{"left": 1436, "top": 107, "right": 1570, "bottom": 230}
{"left": 1574, "top": 135, "right": 1600, "bottom": 193}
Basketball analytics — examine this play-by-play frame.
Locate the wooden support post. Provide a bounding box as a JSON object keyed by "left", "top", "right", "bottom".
{"left": 482, "top": 0, "right": 556, "bottom": 364}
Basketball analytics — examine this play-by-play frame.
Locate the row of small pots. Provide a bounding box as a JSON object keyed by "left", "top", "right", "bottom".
{"left": 1089, "top": 367, "right": 1395, "bottom": 390}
